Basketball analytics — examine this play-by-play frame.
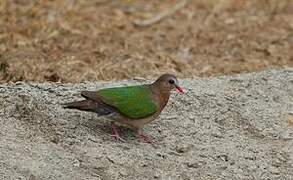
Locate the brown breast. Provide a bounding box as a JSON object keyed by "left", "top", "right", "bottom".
{"left": 152, "top": 90, "right": 170, "bottom": 113}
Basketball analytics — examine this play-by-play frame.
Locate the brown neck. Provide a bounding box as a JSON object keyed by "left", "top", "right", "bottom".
{"left": 149, "top": 83, "right": 171, "bottom": 111}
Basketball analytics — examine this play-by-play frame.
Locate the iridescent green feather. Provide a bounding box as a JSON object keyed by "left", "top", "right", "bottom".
{"left": 97, "top": 85, "right": 158, "bottom": 119}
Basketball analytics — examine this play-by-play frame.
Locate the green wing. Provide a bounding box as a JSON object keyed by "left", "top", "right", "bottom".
{"left": 97, "top": 85, "right": 158, "bottom": 119}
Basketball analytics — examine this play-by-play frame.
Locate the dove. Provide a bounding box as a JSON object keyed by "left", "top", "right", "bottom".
{"left": 63, "top": 74, "right": 183, "bottom": 143}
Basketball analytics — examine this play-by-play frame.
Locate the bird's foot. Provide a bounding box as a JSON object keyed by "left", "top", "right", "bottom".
{"left": 135, "top": 129, "right": 155, "bottom": 144}
{"left": 111, "top": 122, "right": 126, "bottom": 142}
{"left": 110, "top": 134, "right": 126, "bottom": 142}
{"left": 137, "top": 134, "right": 154, "bottom": 144}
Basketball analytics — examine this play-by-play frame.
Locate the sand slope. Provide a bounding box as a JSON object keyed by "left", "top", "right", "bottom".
{"left": 0, "top": 69, "right": 292, "bottom": 180}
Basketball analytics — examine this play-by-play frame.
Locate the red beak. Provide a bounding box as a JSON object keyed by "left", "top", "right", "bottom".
{"left": 176, "top": 86, "right": 184, "bottom": 93}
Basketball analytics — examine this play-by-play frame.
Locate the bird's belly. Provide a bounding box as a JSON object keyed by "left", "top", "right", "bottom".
{"left": 108, "top": 113, "right": 159, "bottom": 129}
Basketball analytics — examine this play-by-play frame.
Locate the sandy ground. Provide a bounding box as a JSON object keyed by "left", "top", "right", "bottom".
{"left": 0, "top": 69, "right": 292, "bottom": 179}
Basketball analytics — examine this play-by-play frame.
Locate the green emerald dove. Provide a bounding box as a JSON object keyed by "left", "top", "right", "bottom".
{"left": 63, "top": 74, "right": 183, "bottom": 143}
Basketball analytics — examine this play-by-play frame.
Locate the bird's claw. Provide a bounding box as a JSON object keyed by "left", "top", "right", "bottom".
{"left": 110, "top": 134, "right": 126, "bottom": 142}
{"left": 138, "top": 134, "right": 154, "bottom": 144}
{"left": 111, "top": 122, "right": 126, "bottom": 142}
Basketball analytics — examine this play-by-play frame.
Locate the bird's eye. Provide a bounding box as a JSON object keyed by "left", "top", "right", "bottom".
{"left": 168, "top": 79, "right": 175, "bottom": 84}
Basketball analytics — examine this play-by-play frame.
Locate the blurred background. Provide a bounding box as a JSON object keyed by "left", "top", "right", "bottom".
{"left": 0, "top": 0, "right": 292, "bottom": 82}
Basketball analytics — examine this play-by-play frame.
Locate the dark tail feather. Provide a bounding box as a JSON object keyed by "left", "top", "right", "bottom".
{"left": 63, "top": 100, "right": 94, "bottom": 110}
{"left": 62, "top": 100, "right": 113, "bottom": 115}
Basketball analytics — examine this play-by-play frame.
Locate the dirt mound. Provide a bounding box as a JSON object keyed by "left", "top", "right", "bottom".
{"left": 0, "top": 69, "right": 292, "bottom": 179}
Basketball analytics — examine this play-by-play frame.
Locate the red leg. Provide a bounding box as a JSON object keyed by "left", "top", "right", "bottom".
{"left": 135, "top": 129, "right": 154, "bottom": 144}
{"left": 111, "top": 122, "right": 126, "bottom": 142}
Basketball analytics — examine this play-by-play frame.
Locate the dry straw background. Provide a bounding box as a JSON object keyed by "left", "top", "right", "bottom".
{"left": 0, "top": 0, "right": 292, "bottom": 82}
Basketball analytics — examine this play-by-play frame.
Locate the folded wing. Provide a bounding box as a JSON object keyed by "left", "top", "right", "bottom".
{"left": 94, "top": 85, "right": 158, "bottom": 119}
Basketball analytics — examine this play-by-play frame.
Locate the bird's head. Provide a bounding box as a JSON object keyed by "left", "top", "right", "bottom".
{"left": 153, "top": 74, "right": 183, "bottom": 93}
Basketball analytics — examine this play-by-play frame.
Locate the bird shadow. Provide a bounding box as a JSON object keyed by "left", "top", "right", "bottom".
{"left": 81, "top": 117, "right": 136, "bottom": 142}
